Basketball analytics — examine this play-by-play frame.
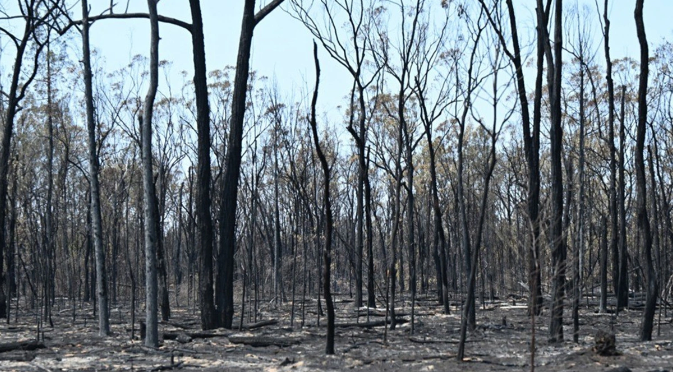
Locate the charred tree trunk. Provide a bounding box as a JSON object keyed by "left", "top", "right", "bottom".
{"left": 141, "top": 0, "right": 161, "bottom": 348}
{"left": 602, "top": 0, "right": 619, "bottom": 310}
{"left": 189, "top": 0, "right": 217, "bottom": 330}
{"left": 617, "top": 85, "right": 629, "bottom": 312}
{"left": 81, "top": 0, "right": 110, "bottom": 336}
{"left": 309, "top": 42, "right": 335, "bottom": 355}
{"left": 547, "top": 0, "right": 566, "bottom": 343}
{"left": 216, "top": 0, "right": 285, "bottom": 329}
{"left": 634, "top": 0, "right": 658, "bottom": 341}
{"left": 0, "top": 0, "right": 51, "bottom": 320}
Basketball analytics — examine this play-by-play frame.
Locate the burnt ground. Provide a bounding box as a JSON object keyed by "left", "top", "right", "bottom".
{"left": 0, "top": 294, "right": 671, "bottom": 371}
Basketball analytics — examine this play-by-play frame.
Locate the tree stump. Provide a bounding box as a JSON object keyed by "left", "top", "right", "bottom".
{"left": 593, "top": 330, "right": 618, "bottom": 356}
{"left": 140, "top": 321, "right": 146, "bottom": 341}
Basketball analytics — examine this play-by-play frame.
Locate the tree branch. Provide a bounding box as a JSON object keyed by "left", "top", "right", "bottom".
{"left": 254, "top": 0, "right": 286, "bottom": 26}
{"left": 65, "top": 12, "right": 192, "bottom": 34}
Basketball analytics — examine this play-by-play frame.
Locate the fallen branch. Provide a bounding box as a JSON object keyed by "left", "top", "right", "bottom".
{"left": 228, "top": 336, "right": 301, "bottom": 348}
{"left": 337, "top": 317, "right": 408, "bottom": 328}
{"left": 240, "top": 319, "right": 278, "bottom": 330}
{"left": 0, "top": 351, "right": 37, "bottom": 361}
{"left": 0, "top": 341, "right": 46, "bottom": 353}
{"left": 409, "top": 337, "right": 463, "bottom": 344}
{"left": 161, "top": 330, "right": 229, "bottom": 342}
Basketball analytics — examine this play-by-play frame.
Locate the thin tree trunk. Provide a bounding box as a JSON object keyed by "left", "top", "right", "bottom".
{"left": 600, "top": 214, "right": 608, "bottom": 312}
{"left": 547, "top": 0, "right": 566, "bottom": 343}
{"left": 0, "top": 0, "right": 51, "bottom": 320}
{"left": 634, "top": 0, "right": 658, "bottom": 341}
{"left": 573, "top": 39, "right": 587, "bottom": 342}
{"left": 154, "top": 193, "right": 170, "bottom": 321}
{"left": 44, "top": 40, "right": 55, "bottom": 326}
{"left": 141, "top": 0, "right": 161, "bottom": 347}
{"left": 273, "top": 123, "right": 282, "bottom": 306}
{"left": 81, "top": 0, "right": 110, "bottom": 336}
{"left": 617, "top": 85, "right": 629, "bottom": 312}
{"left": 365, "top": 152, "right": 375, "bottom": 309}
{"left": 309, "top": 42, "right": 334, "bottom": 355}
{"left": 602, "top": 0, "right": 619, "bottom": 309}
{"left": 479, "top": 0, "right": 544, "bottom": 315}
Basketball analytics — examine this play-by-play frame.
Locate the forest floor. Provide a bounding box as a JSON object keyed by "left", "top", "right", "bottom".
{"left": 0, "top": 294, "right": 671, "bottom": 371}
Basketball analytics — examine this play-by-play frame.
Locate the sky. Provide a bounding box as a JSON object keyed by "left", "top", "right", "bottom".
{"left": 84, "top": 0, "right": 673, "bottom": 116}
{"left": 3, "top": 0, "right": 673, "bottom": 123}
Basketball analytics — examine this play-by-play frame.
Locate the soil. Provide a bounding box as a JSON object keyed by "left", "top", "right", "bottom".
{"left": 0, "top": 295, "right": 671, "bottom": 371}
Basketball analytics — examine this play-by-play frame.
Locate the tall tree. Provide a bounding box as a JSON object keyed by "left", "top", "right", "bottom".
{"left": 412, "top": 2, "right": 452, "bottom": 313}
{"left": 453, "top": 5, "right": 486, "bottom": 330}
{"left": 634, "top": 0, "right": 658, "bottom": 341}
{"left": 309, "top": 41, "right": 335, "bottom": 355}
{"left": 81, "top": 0, "right": 110, "bottom": 335}
{"left": 217, "top": 0, "right": 285, "bottom": 329}
{"left": 0, "top": 0, "right": 56, "bottom": 319}
{"left": 458, "top": 33, "right": 505, "bottom": 360}
{"left": 189, "top": 0, "right": 218, "bottom": 330}
{"left": 547, "top": 0, "right": 566, "bottom": 343}
{"left": 141, "top": 0, "right": 161, "bottom": 347}
{"left": 600, "top": 0, "right": 617, "bottom": 314}
{"left": 291, "top": 0, "right": 382, "bottom": 310}
{"left": 478, "top": 0, "right": 546, "bottom": 316}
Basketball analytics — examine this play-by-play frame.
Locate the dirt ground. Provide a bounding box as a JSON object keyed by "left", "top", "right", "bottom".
{"left": 0, "top": 294, "right": 671, "bottom": 371}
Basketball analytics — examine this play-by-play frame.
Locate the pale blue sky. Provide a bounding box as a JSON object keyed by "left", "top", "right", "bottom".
{"left": 3, "top": 0, "right": 673, "bottom": 120}
{"left": 85, "top": 0, "right": 673, "bottom": 119}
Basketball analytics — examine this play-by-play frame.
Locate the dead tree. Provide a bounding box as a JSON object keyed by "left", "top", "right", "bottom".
{"left": 634, "top": 0, "right": 658, "bottom": 341}
{"left": 80, "top": 0, "right": 111, "bottom": 336}
{"left": 478, "top": 0, "right": 546, "bottom": 316}
{"left": 599, "top": 0, "right": 618, "bottom": 314}
{"left": 217, "top": 0, "right": 285, "bottom": 329}
{"left": 140, "top": 0, "right": 161, "bottom": 348}
{"left": 189, "top": 0, "right": 217, "bottom": 330}
{"left": 0, "top": 0, "right": 59, "bottom": 320}
{"left": 546, "top": 0, "right": 566, "bottom": 343}
{"left": 308, "top": 42, "right": 335, "bottom": 355}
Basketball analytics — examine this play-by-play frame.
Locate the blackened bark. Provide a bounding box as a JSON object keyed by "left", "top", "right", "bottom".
{"left": 602, "top": 0, "right": 619, "bottom": 306}
{"left": 574, "top": 31, "right": 587, "bottom": 341}
{"left": 617, "top": 85, "right": 629, "bottom": 311}
{"left": 217, "top": 0, "right": 286, "bottom": 329}
{"left": 634, "top": 0, "right": 658, "bottom": 341}
{"left": 153, "top": 193, "right": 170, "bottom": 321}
{"left": 188, "top": 0, "right": 217, "bottom": 330}
{"left": 548, "top": 0, "right": 565, "bottom": 343}
{"left": 0, "top": 0, "right": 51, "bottom": 320}
{"left": 355, "top": 137, "right": 364, "bottom": 309}
{"left": 600, "top": 215, "right": 608, "bottom": 312}
{"left": 480, "top": 0, "right": 544, "bottom": 315}
{"left": 217, "top": 0, "right": 256, "bottom": 329}
{"left": 81, "top": 0, "right": 110, "bottom": 335}
{"left": 141, "top": 0, "right": 161, "bottom": 347}
{"left": 364, "top": 155, "right": 375, "bottom": 309}
{"left": 273, "top": 124, "right": 282, "bottom": 305}
{"left": 44, "top": 41, "right": 55, "bottom": 324}
{"left": 309, "top": 42, "right": 335, "bottom": 355}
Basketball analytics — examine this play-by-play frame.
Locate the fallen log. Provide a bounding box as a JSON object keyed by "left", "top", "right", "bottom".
{"left": 337, "top": 317, "right": 408, "bottom": 328}
{"left": 228, "top": 336, "right": 301, "bottom": 348}
{"left": 0, "top": 351, "right": 37, "bottom": 361}
{"left": 161, "top": 330, "right": 229, "bottom": 342}
{"left": 0, "top": 340, "right": 46, "bottom": 353}
{"left": 240, "top": 319, "right": 278, "bottom": 330}
{"left": 409, "top": 337, "right": 462, "bottom": 344}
